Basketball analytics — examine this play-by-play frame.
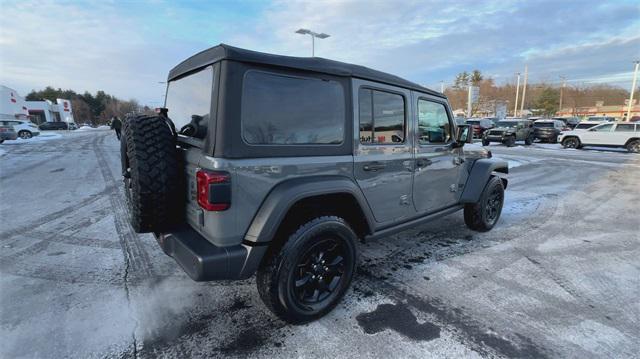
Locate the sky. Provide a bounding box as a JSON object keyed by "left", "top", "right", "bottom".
{"left": 1, "top": 0, "right": 639, "bottom": 105}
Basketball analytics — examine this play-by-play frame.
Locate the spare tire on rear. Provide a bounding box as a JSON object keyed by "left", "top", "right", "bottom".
{"left": 121, "top": 114, "right": 180, "bottom": 233}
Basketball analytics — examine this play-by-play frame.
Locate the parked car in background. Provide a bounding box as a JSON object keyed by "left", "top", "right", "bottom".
{"left": 484, "top": 117, "right": 500, "bottom": 126}
{"left": 533, "top": 119, "right": 564, "bottom": 143}
{"left": 482, "top": 119, "right": 534, "bottom": 146}
{"left": 587, "top": 116, "right": 615, "bottom": 122}
{"left": 0, "top": 124, "right": 18, "bottom": 143}
{"left": 465, "top": 118, "right": 494, "bottom": 138}
{"left": 39, "top": 121, "right": 68, "bottom": 130}
{"left": 552, "top": 117, "right": 580, "bottom": 129}
{"left": 559, "top": 122, "right": 640, "bottom": 153}
{"left": 0, "top": 119, "right": 40, "bottom": 139}
{"left": 629, "top": 116, "right": 640, "bottom": 122}
{"left": 454, "top": 116, "right": 466, "bottom": 125}
{"left": 573, "top": 121, "right": 602, "bottom": 131}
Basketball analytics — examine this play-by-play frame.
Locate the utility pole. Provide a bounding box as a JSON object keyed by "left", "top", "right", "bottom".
{"left": 514, "top": 73, "right": 521, "bottom": 117}
{"left": 440, "top": 81, "right": 445, "bottom": 93}
{"left": 559, "top": 76, "right": 566, "bottom": 115}
{"left": 520, "top": 65, "right": 528, "bottom": 117}
{"left": 625, "top": 61, "right": 639, "bottom": 122}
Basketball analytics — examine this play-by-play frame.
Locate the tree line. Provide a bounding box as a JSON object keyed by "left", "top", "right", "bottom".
{"left": 445, "top": 71, "right": 634, "bottom": 117}
{"left": 25, "top": 86, "right": 152, "bottom": 125}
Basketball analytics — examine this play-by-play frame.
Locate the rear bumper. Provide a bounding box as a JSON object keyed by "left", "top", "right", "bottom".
{"left": 154, "top": 226, "right": 267, "bottom": 281}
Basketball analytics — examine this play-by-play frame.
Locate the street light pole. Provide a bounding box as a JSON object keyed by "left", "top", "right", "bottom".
{"left": 625, "top": 61, "right": 639, "bottom": 122}
{"left": 520, "top": 65, "right": 528, "bottom": 117}
{"left": 440, "top": 81, "right": 445, "bottom": 93}
{"left": 559, "top": 76, "right": 566, "bottom": 115}
{"left": 514, "top": 73, "right": 521, "bottom": 116}
{"left": 295, "top": 29, "right": 330, "bottom": 57}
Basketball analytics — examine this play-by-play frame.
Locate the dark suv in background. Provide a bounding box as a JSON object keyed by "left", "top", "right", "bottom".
{"left": 533, "top": 119, "right": 565, "bottom": 143}
{"left": 39, "top": 121, "right": 68, "bottom": 130}
{"left": 466, "top": 118, "right": 494, "bottom": 138}
{"left": 120, "top": 44, "right": 509, "bottom": 323}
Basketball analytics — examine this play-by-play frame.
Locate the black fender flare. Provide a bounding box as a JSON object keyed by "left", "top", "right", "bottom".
{"left": 243, "top": 176, "right": 375, "bottom": 244}
{"left": 459, "top": 159, "right": 508, "bottom": 203}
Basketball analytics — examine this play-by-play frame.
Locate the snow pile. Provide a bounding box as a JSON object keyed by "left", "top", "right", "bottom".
{"left": 2, "top": 133, "right": 63, "bottom": 145}
{"left": 77, "top": 125, "right": 110, "bottom": 131}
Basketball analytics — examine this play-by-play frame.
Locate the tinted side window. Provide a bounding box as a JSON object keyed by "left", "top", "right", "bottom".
{"left": 615, "top": 124, "right": 635, "bottom": 132}
{"left": 242, "top": 71, "right": 344, "bottom": 145}
{"left": 418, "top": 100, "right": 452, "bottom": 144}
{"left": 359, "top": 88, "right": 405, "bottom": 144}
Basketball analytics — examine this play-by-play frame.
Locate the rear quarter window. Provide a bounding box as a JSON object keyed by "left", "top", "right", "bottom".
{"left": 241, "top": 71, "right": 345, "bottom": 145}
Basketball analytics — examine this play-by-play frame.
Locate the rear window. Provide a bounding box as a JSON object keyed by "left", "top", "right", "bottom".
{"left": 534, "top": 122, "right": 554, "bottom": 128}
{"left": 242, "top": 71, "right": 344, "bottom": 145}
{"left": 466, "top": 120, "right": 480, "bottom": 125}
{"left": 615, "top": 124, "right": 635, "bottom": 132}
{"left": 165, "top": 65, "right": 213, "bottom": 137}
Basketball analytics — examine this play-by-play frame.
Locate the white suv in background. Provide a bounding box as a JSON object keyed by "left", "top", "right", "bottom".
{"left": 558, "top": 122, "right": 639, "bottom": 153}
{"left": 0, "top": 119, "right": 40, "bottom": 139}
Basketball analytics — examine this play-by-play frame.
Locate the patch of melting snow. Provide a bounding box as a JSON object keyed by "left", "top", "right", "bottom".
{"left": 2, "top": 133, "right": 63, "bottom": 145}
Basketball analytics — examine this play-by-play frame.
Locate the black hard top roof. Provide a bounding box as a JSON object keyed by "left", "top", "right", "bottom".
{"left": 168, "top": 44, "right": 444, "bottom": 98}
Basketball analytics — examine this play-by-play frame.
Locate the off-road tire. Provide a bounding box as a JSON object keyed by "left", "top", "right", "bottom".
{"left": 627, "top": 139, "right": 640, "bottom": 153}
{"left": 121, "top": 115, "right": 180, "bottom": 233}
{"left": 18, "top": 130, "right": 32, "bottom": 139}
{"left": 562, "top": 136, "right": 581, "bottom": 149}
{"left": 464, "top": 176, "right": 504, "bottom": 232}
{"left": 482, "top": 139, "right": 490, "bottom": 146}
{"left": 524, "top": 134, "right": 534, "bottom": 145}
{"left": 504, "top": 135, "right": 516, "bottom": 147}
{"left": 256, "top": 216, "right": 358, "bottom": 324}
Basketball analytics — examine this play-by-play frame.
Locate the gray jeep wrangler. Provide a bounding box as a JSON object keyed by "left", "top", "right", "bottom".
{"left": 120, "top": 44, "right": 508, "bottom": 323}
{"left": 482, "top": 119, "right": 534, "bottom": 147}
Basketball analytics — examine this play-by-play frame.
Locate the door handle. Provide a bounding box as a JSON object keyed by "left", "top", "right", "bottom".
{"left": 415, "top": 158, "right": 432, "bottom": 168}
{"left": 363, "top": 162, "right": 386, "bottom": 172}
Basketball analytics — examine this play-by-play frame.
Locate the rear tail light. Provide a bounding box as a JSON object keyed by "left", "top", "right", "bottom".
{"left": 196, "top": 170, "right": 231, "bottom": 211}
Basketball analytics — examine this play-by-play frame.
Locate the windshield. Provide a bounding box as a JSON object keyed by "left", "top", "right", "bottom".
{"left": 497, "top": 121, "right": 518, "bottom": 127}
{"left": 534, "top": 122, "right": 554, "bottom": 128}
{"left": 165, "top": 65, "right": 214, "bottom": 137}
{"left": 466, "top": 120, "right": 480, "bottom": 125}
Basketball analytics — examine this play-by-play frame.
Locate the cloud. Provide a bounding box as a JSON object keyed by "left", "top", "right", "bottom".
{"left": 0, "top": 0, "right": 638, "bottom": 104}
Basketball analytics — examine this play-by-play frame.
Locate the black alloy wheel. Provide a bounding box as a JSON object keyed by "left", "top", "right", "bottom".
{"left": 562, "top": 137, "right": 580, "bottom": 149}
{"left": 292, "top": 238, "right": 347, "bottom": 309}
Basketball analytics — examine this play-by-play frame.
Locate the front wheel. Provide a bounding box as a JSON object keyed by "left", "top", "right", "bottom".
{"left": 627, "top": 139, "right": 640, "bottom": 153}
{"left": 257, "top": 216, "right": 358, "bottom": 324}
{"left": 464, "top": 176, "right": 504, "bottom": 232}
{"left": 562, "top": 137, "right": 580, "bottom": 149}
{"left": 18, "top": 130, "right": 32, "bottom": 139}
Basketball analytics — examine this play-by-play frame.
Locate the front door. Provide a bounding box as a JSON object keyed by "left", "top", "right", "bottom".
{"left": 353, "top": 81, "right": 415, "bottom": 224}
{"left": 412, "top": 96, "right": 464, "bottom": 213}
{"left": 581, "top": 123, "right": 614, "bottom": 145}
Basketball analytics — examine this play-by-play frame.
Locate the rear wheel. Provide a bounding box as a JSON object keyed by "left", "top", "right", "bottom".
{"left": 464, "top": 176, "right": 504, "bottom": 232}
{"left": 18, "top": 130, "right": 32, "bottom": 139}
{"left": 627, "top": 139, "right": 640, "bottom": 153}
{"left": 562, "top": 137, "right": 580, "bottom": 149}
{"left": 482, "top": 139, "right": 490, "bottom": 146}
{"left": 121, "top": 115, "right": 180, "bottom": 233}
{"left": 257, "top": 216, "right": 357, "bottom": 324}
{"left": 524, "top": 134, "right": 534, "bottom": 145}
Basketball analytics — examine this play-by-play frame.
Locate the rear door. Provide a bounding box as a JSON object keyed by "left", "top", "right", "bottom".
{"left": 613, "top": 123, "right": 636, "bottom": 145}
{"left": 412, "top": 95, "right": 464, "bottom": 213}
{"left": 353, "top": 80, "right": 415, "bottom": 224}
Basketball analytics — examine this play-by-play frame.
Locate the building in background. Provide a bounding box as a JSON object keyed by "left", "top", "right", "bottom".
{"left": 0, "top": 85, "right": 75, "bottom": 125}
{"left": 557, "top": 100, "right": 639, "bottom": 119}
{"left": 0, "top": 85, "right": 30, "bottom": 120}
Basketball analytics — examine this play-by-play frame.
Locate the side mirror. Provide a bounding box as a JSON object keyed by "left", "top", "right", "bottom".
{"left": 454, "top": 124, "right": 472, "bottom": 147}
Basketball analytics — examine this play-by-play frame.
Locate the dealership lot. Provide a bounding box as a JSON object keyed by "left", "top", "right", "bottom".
{"left": 1, "top": 130, "right": 638, "bottom": 358}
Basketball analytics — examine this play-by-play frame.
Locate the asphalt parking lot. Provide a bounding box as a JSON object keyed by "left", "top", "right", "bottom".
{"left": 1, "top": 130, "right": 639, "bottom": 358}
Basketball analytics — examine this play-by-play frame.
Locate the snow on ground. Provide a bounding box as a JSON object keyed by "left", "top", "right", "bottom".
{"left": 77, "top": 125, "right": 110, "bottom": 131}
{"left": 1, "top": 133, "right": 63, "bottom": 145}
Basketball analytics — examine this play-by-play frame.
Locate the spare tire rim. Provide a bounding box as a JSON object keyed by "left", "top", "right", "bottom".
{"left": 293, "top": 238, "right": 347, "bottom": 309}
{"left": 485, "top": 186, "right": 503, "bottom": 224}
